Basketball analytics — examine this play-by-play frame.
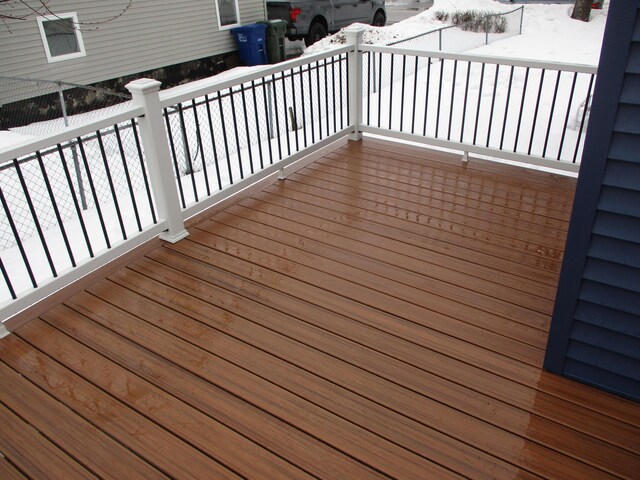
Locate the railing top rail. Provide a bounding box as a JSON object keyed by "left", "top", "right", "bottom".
{"left": 159, "top": 45, "right": 353, "bottom": 108}
{"left": 0, "top": 103, "right": 143, "bottom": 164}
{"left": 360, "top": 44, "right": 598, "bottom": 74}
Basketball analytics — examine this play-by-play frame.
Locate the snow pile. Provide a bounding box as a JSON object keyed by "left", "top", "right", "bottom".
{"left": 0, "top": 130, "right": 35, "bottom": 149}
{"left": 306, "top": 0, "right": 607, "bottom": 66}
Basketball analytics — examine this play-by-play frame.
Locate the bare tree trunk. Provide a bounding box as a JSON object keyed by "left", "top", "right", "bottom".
{"left": 572, "top": 0, "right": 592, "bottom": 22}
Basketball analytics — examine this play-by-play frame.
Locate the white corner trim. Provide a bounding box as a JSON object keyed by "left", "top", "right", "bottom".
{"left": 0, "top": 323, "right": 10, "bottom": 339}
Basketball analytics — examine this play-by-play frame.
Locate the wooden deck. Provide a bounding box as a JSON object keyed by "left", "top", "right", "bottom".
{"left": 1, "top": 138, "right": 639, "bottom": 479}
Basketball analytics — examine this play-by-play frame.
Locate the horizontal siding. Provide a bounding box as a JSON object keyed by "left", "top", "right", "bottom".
{"left": 571, "top": 321, "right": 640, "bottom": 361}
{"left": 628, "top": 42, "right": 640, "bottom": 73}
{"left": 608, "top": 131, "right": 640, "bottom": 161}
{"left": 579, "top": 279, "right": 640, "bottom": 317}
{"left": 619, "top": 73, "right": 640, "bottom": 104}
{"left": 583, "top": 256, "right": 640, "bottom": 293}
{"left": 588, "top": 234, "right": 640, "bottom": 268}
{"left": 0, "top": 0, "right": 266, "bottom": 97}
{"left": 575, "top": 300, "right": 640, "bottom": 337}
{"left": 564, "top": 358, "right": 640, "bottom": 399}
{"left": 598, "top": 185, "right": 640, "bottom": 216}
{"left": 602, "top": 159, "right": 640, "bottom": 189}
{"left": 566, "top": 340, "right": 640, "bottom": 381}
{"left": 613, "top": 103, "right": 640, "bottom": 133}
{"left": 592, "top": 210, "right": 640, "bottom": 243}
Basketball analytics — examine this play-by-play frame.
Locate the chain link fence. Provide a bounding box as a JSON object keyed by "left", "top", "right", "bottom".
{"left": 0, "top": 76, "right": 132, "bottom": 135}
{"left": 364, "top": 6, "right": 524, "bottom": 95}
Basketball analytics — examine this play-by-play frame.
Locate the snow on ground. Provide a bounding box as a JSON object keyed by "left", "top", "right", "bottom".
{"left": 307, "top": 0, "right": 606, "bottom": 67}
{"left": 468, "top": 2, "right": 607, "bottom": 64}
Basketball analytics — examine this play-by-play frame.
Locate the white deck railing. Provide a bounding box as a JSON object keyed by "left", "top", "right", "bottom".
{"left": 0, "top": 27, "right": 596, "bottom": 331}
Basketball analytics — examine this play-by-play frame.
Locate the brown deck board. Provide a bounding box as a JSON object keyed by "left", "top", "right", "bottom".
{"left": 1, "top": 139, "right": 639, "bottom": 480}
{"left": 0, "top": 361, "right": 168, "bottom": 480}
{"left": 0, "top": 457, "right": 28, "bottom": 480}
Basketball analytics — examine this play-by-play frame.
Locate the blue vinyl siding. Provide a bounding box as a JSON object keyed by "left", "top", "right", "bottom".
{"left": 545, "top": 2, "right": 640, "bottom": 402}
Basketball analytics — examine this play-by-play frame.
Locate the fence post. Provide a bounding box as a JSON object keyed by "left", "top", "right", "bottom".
{"left": 345, "top": 25, "right": 365, "bottom": 141}
{"left": 126, "top": 79, "right": 189, "bottom": 243}
{"left": 519, "top": 6, "right": 524, "bottom": 35}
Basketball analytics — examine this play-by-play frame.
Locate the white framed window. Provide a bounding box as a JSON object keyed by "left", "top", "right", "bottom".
{"left": 37, "top": 13, "right": 86, "bottom": 63}
{"left": 214, "top": 0, "right": 241, "bottom": 30}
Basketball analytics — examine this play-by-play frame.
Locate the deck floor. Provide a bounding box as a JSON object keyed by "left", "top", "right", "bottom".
{"left": 1, "top": 139, "right": 639, "bottom": 479}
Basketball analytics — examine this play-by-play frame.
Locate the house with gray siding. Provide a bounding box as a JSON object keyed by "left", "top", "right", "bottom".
{"left": 0, "top": 0, "right": 267, "bottom": 102}
{"left": 545, "top": 0, "right": 640, "bottom": 402}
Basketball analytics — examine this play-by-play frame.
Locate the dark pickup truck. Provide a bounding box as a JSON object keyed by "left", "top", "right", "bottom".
{"left": 266, "top": 0, "right": 386, "bottom": 46}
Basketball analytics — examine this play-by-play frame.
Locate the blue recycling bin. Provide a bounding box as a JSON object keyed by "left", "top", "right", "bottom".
{"left": 230, "top": 23, "right": 268, "bottom": 66}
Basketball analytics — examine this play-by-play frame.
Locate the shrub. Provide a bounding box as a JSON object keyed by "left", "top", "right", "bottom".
{"left": 433, "top": 9, "right": 509, "bottom": 34}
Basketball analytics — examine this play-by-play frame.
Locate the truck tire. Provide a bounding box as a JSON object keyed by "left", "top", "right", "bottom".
{"left": 372, "top": 10, "right": 386, "bottom": 27}
{"left": 305, "top": 21, "right": 328, "bottom": 47}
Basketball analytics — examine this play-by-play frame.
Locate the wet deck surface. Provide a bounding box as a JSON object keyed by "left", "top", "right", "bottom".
{"left": 1, "top": 138, "right": 639, "bottom": 479}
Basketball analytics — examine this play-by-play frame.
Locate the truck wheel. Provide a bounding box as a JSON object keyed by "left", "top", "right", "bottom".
{"left": 305, "top": 21, "right": 327, "bottom": 47}
{"left": 372, "top": 10, "right": 386, "bottom": 27}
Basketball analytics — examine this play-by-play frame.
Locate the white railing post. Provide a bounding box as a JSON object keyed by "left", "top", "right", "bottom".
{"left": 126, "top": 79, "right": 189, "bottom": 243}
{"left": 345, "top": 26, "right": 365, "bottom": 141}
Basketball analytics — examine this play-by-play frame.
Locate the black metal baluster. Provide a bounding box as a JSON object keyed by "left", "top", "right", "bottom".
{"left": 0, "top": 185, "right": 36, "bottom": 288}
{"left": 435, "top": 58, "right": 445, "bottom": 138}
{"left": 0, "top": 257, "right": 16, "bottom": 300}
{"left": 367, "top": 51, "right": 372, "bottom": 127}
{"left": 192, "top": 98, "right": 211, "bottom": 195}
{"left": 291, "top": 67, "right": 300, "bottom": 152}
{"left": 299, "top": 67, "right": 308, "bottom": 148}
{"left": 229, "top": 87, "right": 244, "bottom": 179}
{"left": 473, "top": 63, "right": 486, "bottom": 145}
{"left": 447, "top": 60, "right": 458, "bottom": 141}
{"left": 204, "top": 95, "right": 223, "bottom": 190}
{"left": 346, "top": 56, "right": 351, "bottom": 127}
{"left": 324, "top": 58, "right": 330, "bottom": 136}
{"left": 400, "top": 55, "right": 407, "bottom": 131}
{"left": 331, "top": 56, "right": 337, "bottom": 134}
{"left": 411, "top": 56, "right": 419, "bottom": 134}
{"left": 56, "top": 145, "right": 93, "bottom": 258}
{"left": 514, "top": 67, "right": 530, "bottom": 153}
{"left": 377, "top": 52, "right": 383, "bottom": 128}
{"left": 250, "top": 81, "right": 265, "bottom": 170}
{"left": 163, "top": 108, "right": 187, "bottom": 207}
{"left": 500, "top": 66, "right": 515, "bottom": 150}
{"left": 315, "top": 62, "right": 323, "bottom": 141}
{"left": 77, "top": 137, "right": 111, "bottom": 248}
{"left": 528, "top": 69, "right": 546, "bottom": 155}
{"left": 240, "top": 84, "right": 255, "bottom": 175}
{"left": 558, "top": 72, "right": 578, "bottom": 161}
{"left": 573, "top": 74, "right": 595, "bottom": 163}
{"left": 13, "top": 158, "right": 57, "bottom": 277}
{"left": 177, "top": 104, "right": 199, "bottom": 201}
{"left": 114, "top": 124, "right": 142, "bottom": 231}
{"left": 460, "top": 61, "right": 471, "bottom": 143}
{"left": 388, "top": 54, "right": 395, "bottom": 129}
{"left": 96, "top": 130, "right": 127, "bottom": 240}
{"left": 543, "top": 71, "right": 562, "bottom": 158}
{"left": 261, "top": 79, "right": 275, "bottom": 164}
{"left": 217, "top": 90, "right": 234, "bottom": 183}
{"left": 339, "top": 54, "right": 345, "bottom": 130}
{"left": 280, "top": 71, "right": 291, "bottom": 157}
{"left": 486, "top": 64, "right": 500, "bottom": 148}
{"left": 423, "top": 57, "right": 431, "bottom": 136}
{"left": 131, "top": 119, "right": 157, "bottom": 223}
{"left": 272, "top": 75, "right": 284, "bottom": 158}
{"left": 35, "top": 151, "right": 75, "bottom": 267}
